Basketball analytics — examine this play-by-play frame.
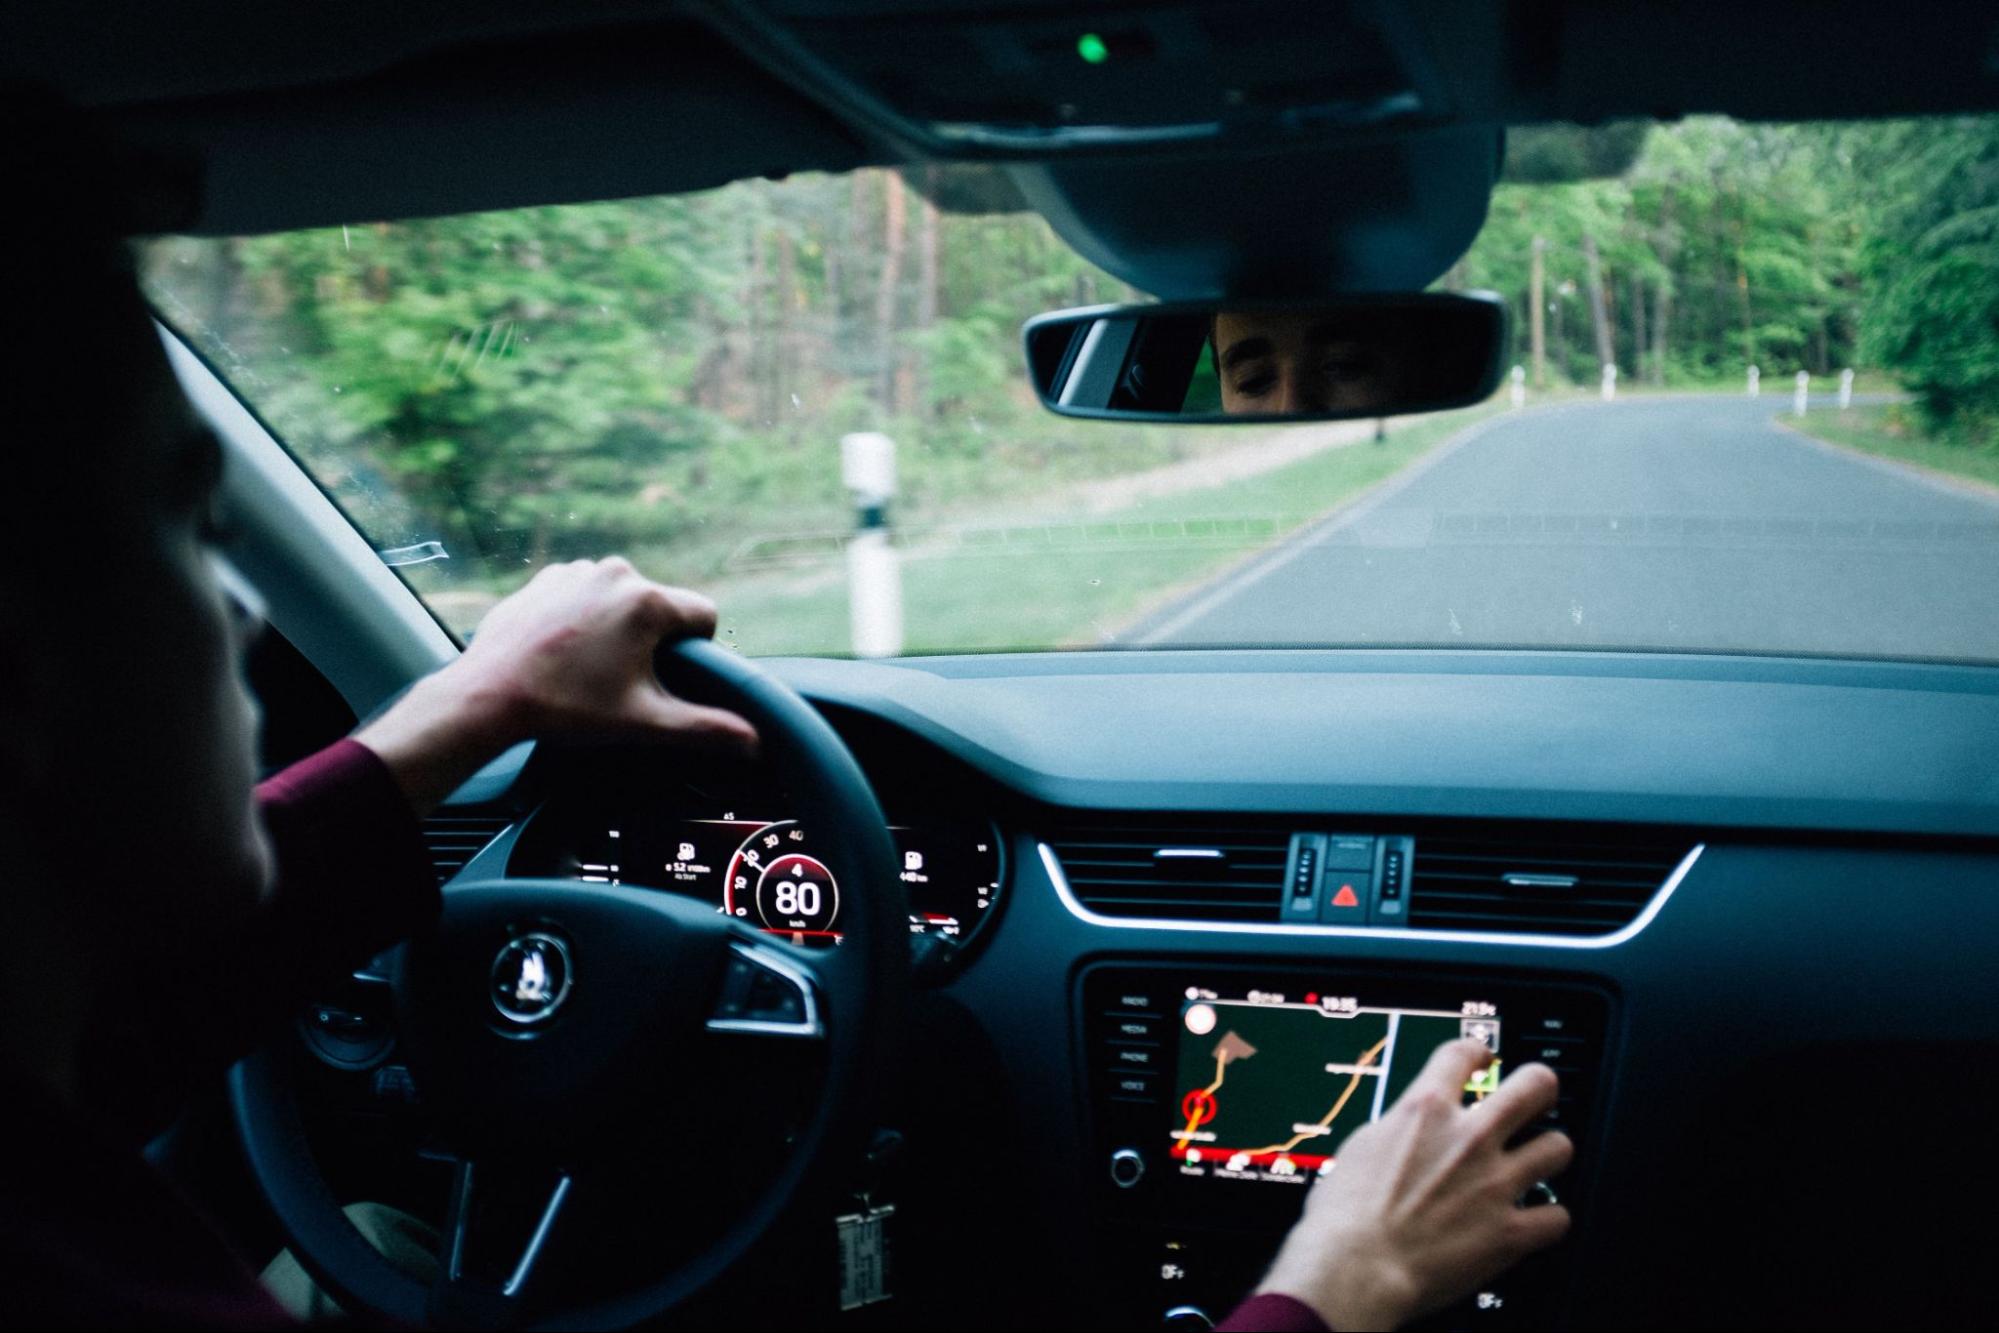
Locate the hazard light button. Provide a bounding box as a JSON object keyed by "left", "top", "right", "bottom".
{"left": 1320, "top": 872, "right": 1372, "bottom": 925}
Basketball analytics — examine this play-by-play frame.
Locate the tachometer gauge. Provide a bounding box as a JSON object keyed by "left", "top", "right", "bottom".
{"left": 723, "top": 820, "right": 841, "bottom": 943}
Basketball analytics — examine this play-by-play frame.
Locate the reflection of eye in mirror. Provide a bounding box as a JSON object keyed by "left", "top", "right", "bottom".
{"left": 1214, "top": 311, "right": 1390, "bottom": 416}
{"left": 1024, "top": 294, "right": 1506, "bottom": 425}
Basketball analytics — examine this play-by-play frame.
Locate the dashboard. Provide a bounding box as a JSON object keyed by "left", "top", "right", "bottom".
{"left": 379, "top": 649, "right": 1999, "bottom": 1329}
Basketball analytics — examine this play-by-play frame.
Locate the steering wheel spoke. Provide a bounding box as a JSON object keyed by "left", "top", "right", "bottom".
{"left": 707, "top": 933, "right": 825, "bottom": 1038}
{"left": 431, "top": 1158, "right": 574, "bottom": 1328}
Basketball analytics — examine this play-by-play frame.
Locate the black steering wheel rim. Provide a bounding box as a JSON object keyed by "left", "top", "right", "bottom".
{"left": 231, "top": 637, "right": 907, "bottom": 1329}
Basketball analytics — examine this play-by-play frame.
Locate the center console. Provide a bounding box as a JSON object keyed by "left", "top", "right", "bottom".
{"left": 1078, "top": 962, "right": 1613, "bottom": 1329}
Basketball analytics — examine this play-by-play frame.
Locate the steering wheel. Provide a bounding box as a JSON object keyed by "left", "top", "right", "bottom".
{"left": 230, "top": 637, "right": 908, "bottom": 1329}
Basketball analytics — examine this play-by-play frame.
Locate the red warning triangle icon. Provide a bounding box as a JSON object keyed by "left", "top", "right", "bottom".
{"left": 1331, "top": 883, "right": 1361, "bottom": 908}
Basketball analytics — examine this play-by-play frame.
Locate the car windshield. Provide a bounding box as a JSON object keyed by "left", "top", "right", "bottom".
{"left": 144, "top": 114, "right": 1999, "bottom": 661}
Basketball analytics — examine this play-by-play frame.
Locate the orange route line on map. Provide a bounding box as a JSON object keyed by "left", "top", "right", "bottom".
{"left": 1174, "top": 1048, "right": 1230, "bottom": 1146}
{"left": 1243, "top": 1035, "right": 1390, "bottom": 1157}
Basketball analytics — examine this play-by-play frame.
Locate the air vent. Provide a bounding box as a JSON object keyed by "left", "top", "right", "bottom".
{"left": 421, "top": 814, "right": 511, "bottom": 886}
{"left": 1044, "top": 818, "right": 1291, "bottom": 921}
{"left": 1406, "top": 831, "right": 1694, "bottom": 937}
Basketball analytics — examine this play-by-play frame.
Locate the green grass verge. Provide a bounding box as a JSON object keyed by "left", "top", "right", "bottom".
{"left": 713, "top": 406, "right": 1492, "bottom": 657}
{"left": 1796, "top": 403, "right": 1999, "bottom": 491}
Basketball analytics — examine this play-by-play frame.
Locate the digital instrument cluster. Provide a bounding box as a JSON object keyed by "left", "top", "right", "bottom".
{"left": 550, "top": 808, "right": 1004, "bottom": 947}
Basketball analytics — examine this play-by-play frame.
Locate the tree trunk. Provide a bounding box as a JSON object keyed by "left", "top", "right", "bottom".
{"left": 917, "top": 170, "right": 940, "bottom": 330}
{"left": 845, "top": 173, "right": 869, "bottom": 326}
{"left": 748, "top": 226, "right": 772, "bottom": 423}
{"left": 822, "top": 218, "right": 841, "bottom": 340}
{"left": 1628, "top": 269, "right": 1646, "bottom": 385}
{"left": 915, "top": 168, "right": 940, "bottom": 413}
{"left": 1650, "top": 186, "right": 1677, "bottom": 384}
{"left": 776, "top": 226, "right": 797, "bottom": 434}
{"left": 1735, "top": 191, "right": 1754, "bottom": 367}
{"left": 1582, "top": 232, "right": 1615, "bottom": 372}
{"left": 366, "top": 221, "right": 393, "bottom": 301}
{"left": 1712, "top": 178, "right": 1733, "bottom": 373}
{"left": 1552, "top": 290, "right": 1566, "bottom": 375}
{"left": 1737, "top": 268, "right": 1754, "bottom": 368}
{"left": 1529, "top": 235, "right": 1547, "bottom": 388}
{"left": 874, "top": 170, "right": 908, "bottom": 414}
{"left": 1603, "top": 269, "right": 1618, "bottom": 372}
{"left": 1650, "top": 280, "right": 1672, "bottom": 385}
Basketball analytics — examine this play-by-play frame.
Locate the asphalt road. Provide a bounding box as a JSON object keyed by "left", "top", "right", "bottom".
{"left": 1135, "top": 395, "right": 1999, "bottom": 661}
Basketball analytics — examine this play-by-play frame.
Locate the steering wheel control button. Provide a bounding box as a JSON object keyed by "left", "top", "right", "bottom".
{"left": 371, "top": 1064, "right": 419, "bottom": 1104}
{"left": 489, "top": 932, "right": 573, "bottom": 1026}
{"left": 1110, "top": 1147, "right": 1147, "bottom": 1189}
{"left": 708, "top": 942, "right": 823, "bottom": 1037}
{"left": 1320, "top": 872, "right": 1372, "bottom": 924}
{"left": 299, "top": 1000, "right": 394, "bottom": 1069}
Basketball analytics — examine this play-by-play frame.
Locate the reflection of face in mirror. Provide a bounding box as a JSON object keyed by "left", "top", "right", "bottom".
{"left": 1213, "top": 310, "right": 1390, "bottom": 416}
{"left": 1030, "top": 296, "right": 1499, "bottom": 422}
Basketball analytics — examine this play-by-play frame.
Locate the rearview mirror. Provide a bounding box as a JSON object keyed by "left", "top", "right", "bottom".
{"left": 1023, "top": 294, "right": 1506, "bottom": 424}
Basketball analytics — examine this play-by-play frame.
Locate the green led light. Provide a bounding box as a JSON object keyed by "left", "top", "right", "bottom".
{"left": 1077, "top": 32, "right": 1109, "bottom": 64}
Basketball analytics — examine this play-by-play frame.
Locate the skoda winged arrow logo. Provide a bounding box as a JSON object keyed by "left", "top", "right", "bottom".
{"left": 490, "top": 932, "right": 572, "bottom": 1024}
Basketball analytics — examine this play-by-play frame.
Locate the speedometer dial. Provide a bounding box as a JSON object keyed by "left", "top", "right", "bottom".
{"left": 723, "top": 821, "right": 842, "bottom": 942}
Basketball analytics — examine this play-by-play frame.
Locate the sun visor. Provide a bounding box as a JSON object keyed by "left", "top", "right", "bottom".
{"left": 1006, "top": 123, "right": 1501, "bottom": 299}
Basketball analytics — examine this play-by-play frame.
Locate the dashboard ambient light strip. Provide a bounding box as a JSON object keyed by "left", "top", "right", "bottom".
{"left": 1038, "top": 841, "right": 1705, "bottom": 950}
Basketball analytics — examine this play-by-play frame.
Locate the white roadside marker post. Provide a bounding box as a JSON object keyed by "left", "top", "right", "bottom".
{"left": 1509, "top": 364, "right": 1526, "bottom": 409}
{"left": 1600, "top": 363, "right": 1617, "bottom": 402}
{"left": 1747, "top": 365, "right": 1760, "bottom": 397}
{"left": 1839, "top": 368, "right": 1854, "bottom": 411}
{"left": 1793, "top": 371, "right": 1809, "bottom": 418}
{"left": 840, "top": 431, "right": 903, "bottom": 659}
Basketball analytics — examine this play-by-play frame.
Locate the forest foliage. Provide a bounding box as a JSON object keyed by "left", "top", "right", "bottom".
{"left": 143, "top": 114, "right": 1999, "bottom": 605}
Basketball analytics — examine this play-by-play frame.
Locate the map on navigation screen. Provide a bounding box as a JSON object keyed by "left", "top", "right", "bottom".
{"left": 1170, "top": 987, "right": 1501, "bottom": 1184}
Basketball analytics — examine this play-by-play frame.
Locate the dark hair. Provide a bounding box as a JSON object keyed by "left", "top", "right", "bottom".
{"left": 1, "top": 89, "right": 165, "bottom": 580}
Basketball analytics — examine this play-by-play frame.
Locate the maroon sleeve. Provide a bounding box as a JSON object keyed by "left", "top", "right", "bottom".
{"left": 252, "top": 736, "right": 440, "bottom": 979}
{"left": 81, "top": 739, "right": 440, "bottom": 1135}
{"left": 1218, "top": 1293, "right": 1333, "bottom": 1332}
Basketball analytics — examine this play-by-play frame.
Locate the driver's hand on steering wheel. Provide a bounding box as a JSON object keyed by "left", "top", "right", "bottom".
{"left": 358, "top": 556, "right": 758, "bottom": 813}
{"left": 1251, "top": 1038, "right": 1573, "bottom": 1330}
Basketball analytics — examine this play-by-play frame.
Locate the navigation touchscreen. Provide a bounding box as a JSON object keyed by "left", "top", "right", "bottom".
{"left": 1171, "top": 983, "right": 1502, "bottom": 1185}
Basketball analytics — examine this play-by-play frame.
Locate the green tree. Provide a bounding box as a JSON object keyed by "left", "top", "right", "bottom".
{"left": 1851, "top": 117, "right": 1999, "bottom": 439}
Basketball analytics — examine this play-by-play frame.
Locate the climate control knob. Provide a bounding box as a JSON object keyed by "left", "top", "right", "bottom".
{"left": 1109, "top": 1147, "right": 1146, "bottom": 1189}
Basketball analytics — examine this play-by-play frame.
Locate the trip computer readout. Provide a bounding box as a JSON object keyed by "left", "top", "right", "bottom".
{"left": 1170, "top": 985, "right": 1502, "bottom": 1183}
